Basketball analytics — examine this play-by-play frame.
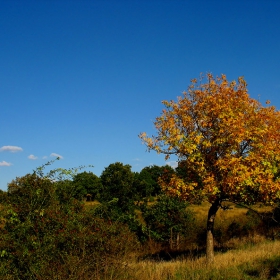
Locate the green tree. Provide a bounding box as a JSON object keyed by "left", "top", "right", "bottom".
{"left": 140, "top": 74, "right": 280, "bottom": 263}
{"left": 136, "top": 165, "right": 175, "bottom": 198}
{"left": 73, "top": 171, "right": 102, "bottom": 201}
{"left": 0, "top": 190, "right": 7, "bottom": 204}
{"left": 100, "top": 162, "right": 135, "bottom": 213}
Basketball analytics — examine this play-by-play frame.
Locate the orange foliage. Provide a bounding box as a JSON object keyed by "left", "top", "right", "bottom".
{"left": 140, "top": 74, "right": 280, "bottom": 205}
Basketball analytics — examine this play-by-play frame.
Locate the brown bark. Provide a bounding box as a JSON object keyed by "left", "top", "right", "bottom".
{"left": 206, "top": 199, "right": 221, "bottom": 265}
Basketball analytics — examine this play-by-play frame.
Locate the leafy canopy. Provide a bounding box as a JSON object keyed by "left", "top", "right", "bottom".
{"left": 73, "top": 171, "right": 102, "bottom": 200}
{"left": 134, "top": 165, "right": 175, "bottom": 198}
{"left": 100, "top": 162, "right": 135, "bottom": 212}
{"left": 140, "top": 74, "right": 280, "bottom": 204}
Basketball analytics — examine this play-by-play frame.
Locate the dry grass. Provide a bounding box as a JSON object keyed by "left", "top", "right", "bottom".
{"left": 189, "top": 201, "right": 273, "bottom": 220}
{"left": 124, "top": 238, "right": 280, "bottom": 280}
{"left": 82, "top": 200, "right": 279, "bottom": 279}
{"left": 84, "top": 200, "right": 100, "bottom": 207}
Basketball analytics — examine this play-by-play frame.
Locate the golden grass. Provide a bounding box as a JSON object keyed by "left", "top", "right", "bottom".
{"left": 125, "top": 238, "right": 280, "bottom": 280}
{"left": 82, "top": 200, "right": 278, "bottom": 279}
{"left": 189, "top": 202, "right": 274, "bottom": 239}
{"left": 189, "top": 201, "right": 273, "bottom": 218}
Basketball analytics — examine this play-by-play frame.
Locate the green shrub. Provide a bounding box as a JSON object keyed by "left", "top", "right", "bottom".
{"left": 141, "top": 195, "right": 196, "bottom": 250}
{"left": 0, "top": 165, "right": 139, "bottom": 279}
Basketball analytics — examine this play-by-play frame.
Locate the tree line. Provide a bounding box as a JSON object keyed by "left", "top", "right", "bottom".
{"left": 0, "top": 161, "right": 198, "bottom": 279}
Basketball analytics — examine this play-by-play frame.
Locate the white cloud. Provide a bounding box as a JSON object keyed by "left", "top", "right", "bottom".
{"left": 133, "top": 158, "right": 141, "bottom": 161}
{"left": 50, "top": 153, "right": 63, "bottom": 159}
{"left": 42, "top": 156, "right": 48, "bottom": 159}
{"left": 166, "top": 161, "right": 178, "bottom": 169}
{"left": 0, "top": 161, "right": 12, "bottom": 166}
{"left": 28, "top": 154, "right": 38, "bottom": 160}
{"left": 0, "top": 146, "right": 23, "bottom": 153}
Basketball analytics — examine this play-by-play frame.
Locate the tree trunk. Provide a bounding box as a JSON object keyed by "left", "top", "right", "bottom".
{"left": 176, "top": 233, "right": 180, "bottom": 250}
{"left": 206, "top": 199, "right": 221, "bottom": 265}
{"left": 170, "top": 227, "right": 173, "bottom": 250}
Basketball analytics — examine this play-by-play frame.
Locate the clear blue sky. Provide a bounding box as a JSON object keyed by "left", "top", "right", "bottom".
{"left": 1, "top": 0, "right": 280, "bottom": 190}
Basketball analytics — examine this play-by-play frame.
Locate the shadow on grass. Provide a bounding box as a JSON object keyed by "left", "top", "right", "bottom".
{"left": 240, "top": 256, "right": 280, "bottom": 279}
{"left": 139, "top": 245, "right": 232, "bottom": 262}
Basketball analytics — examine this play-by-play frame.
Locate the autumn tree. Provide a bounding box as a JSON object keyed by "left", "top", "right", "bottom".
{"left": 140, "top": 74, "right": 280, "bottom": 264}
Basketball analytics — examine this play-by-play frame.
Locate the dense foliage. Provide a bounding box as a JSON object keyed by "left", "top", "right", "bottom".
{"left": 100, "top": 162, "right": 136, "bottom": 213}
{"left": 141, "top": 195, "right": 195, "bottom": 249}
{"left": 0, "top": 165, "right": 139, "bottom": 279}
{"left": 73, "top": 171, "right": 103, "bottom": 201}
{"left": 134, "top": 165, "right": 175, "bottom": 199}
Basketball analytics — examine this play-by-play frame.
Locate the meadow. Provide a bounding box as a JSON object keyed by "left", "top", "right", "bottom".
{"left": 89, "top": 202, "right": 280, "bottom": 280}
{"left": 113, "top": 203, "right": 280, "bottom": 280}
{"left": 126, "top": 238, "right": 280, "bottom": 280}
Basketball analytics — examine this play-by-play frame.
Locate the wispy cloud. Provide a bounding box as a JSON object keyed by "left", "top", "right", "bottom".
{"left": 0, "top": 161, "right": 12, "bottom": 166}
{"left": 50, "top": 153, "right": 63, "bottom": 159}
{"left": 28, "top": 154, "right": 38, "bottom": 160}
{"left": 133, "top": 158, "right": 141, "bottom": 161}
{"left": 42, "top": 156, "right": 48, "bottom": 159}
{"left": 166, "top": 161, "right": 178, "bottom": 169}
{"left": 0, "top": 146, "right": 23, "bottom": 153}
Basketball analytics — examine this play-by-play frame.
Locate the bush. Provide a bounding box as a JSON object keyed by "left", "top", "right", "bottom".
{"left": 0, "top": 166, "right": 139, "bottom": 279}
{"left": 141, "top": 195, "right": 195, "bottom": 250}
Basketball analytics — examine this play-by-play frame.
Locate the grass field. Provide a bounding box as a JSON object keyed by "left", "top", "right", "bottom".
{"left": 116, "top": 238, "right": 280, "bottom": 280}
{"left": 82, "top": 201, "right": 279, "bottom": 280}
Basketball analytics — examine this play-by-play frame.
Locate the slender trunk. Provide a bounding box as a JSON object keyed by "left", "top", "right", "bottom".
{"left": 176, "top": 233, "right": 180, "bottom": 250}
{"left": 206, "top": 198, "right": 221, "bottom": 264}
{"left": 170, "top": 228, "right": 173, "bottom": 250}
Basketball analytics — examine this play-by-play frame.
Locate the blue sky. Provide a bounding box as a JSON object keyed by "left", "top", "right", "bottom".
{"left": 1, "top": 0, "right": 280, "bottom": 190}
